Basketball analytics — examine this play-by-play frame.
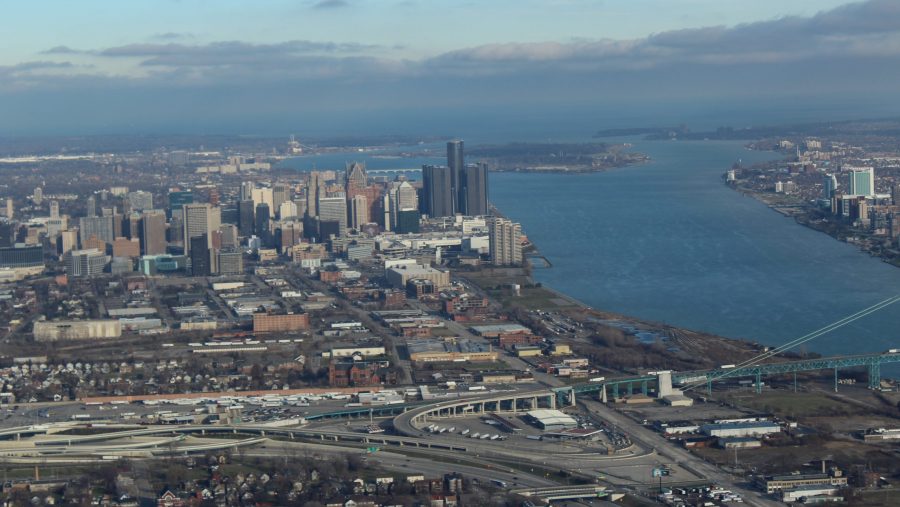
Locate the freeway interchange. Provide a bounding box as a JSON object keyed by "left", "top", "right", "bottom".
{"left": 0, "top": 382, "right": 788, "bottom": 507}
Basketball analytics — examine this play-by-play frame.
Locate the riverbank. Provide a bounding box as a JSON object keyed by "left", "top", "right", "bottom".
{"left": 725, "top": 180, "right": 900, "bottom": 268}
{"left": 455, "top": 265, "right": 780, "bottom": 374}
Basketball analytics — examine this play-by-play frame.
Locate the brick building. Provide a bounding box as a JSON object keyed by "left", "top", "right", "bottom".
{"left": 252, "top": 312, "right": 310, "bottom": 333}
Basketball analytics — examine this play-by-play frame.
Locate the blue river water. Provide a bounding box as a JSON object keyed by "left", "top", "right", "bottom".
{"left": 280, "top": 139, "right": 900, "bottom": 367}
{"left": 490, "top": 140, "right": 900, "bottom": 361}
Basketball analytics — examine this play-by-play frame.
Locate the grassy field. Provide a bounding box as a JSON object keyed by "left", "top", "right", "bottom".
{"left": 721, "top": 391, "right": 854, "bottom": 418}
{"left": 486, "top": 286, "right": 577, "bottom": 310}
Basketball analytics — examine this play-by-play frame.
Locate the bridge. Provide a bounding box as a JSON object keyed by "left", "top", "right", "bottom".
{"left": 511, "top": 484, "right": 609, "bottom": 502}
{"left": 571, "top": 351, "right": 900, "bottom": 399}
{"left": 366, "top": 168, "right": 422, "bottom": 174}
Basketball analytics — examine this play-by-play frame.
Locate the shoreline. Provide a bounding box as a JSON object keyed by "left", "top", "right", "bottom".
{"left": 725, "top": 182, "right": 900, "bottom": 269}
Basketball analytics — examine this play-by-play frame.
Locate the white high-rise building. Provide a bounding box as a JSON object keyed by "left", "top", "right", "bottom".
{"left": 182, "top": 203, "right": 220, "bottom": 255}
{"left": 389, "top": 181, "right": 418, "bottom": 230}
{"left": 49, "top": 201, "right": 60, "bottom": 219}
{"left": 65, "top": 248, "right": 108, "bottom": 277}
{"left": 823, "top": 174, "right": 838, "bottom": 199}
{"left": 318, "top": 195, "right": 348, "bottom": 236}
{"left": 489, "top": 217, "right": 522, "bottom": 266}
{"left": 278, "top": 200, "right": 298, "bottom": 220}
{"left": 240, "top": 181, "right": 255, "bottom": 202}
{"left": 847, "top": 167, "right": 875, "bottom": 197}
{"left": 350, "top": 194, "right": 368, "bottom": 230}
{"left": 251, "top": 187, "right": 274, "bottom": 212}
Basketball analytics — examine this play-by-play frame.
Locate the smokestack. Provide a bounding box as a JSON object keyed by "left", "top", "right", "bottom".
{"left": 822, "top": 460, "right": 826, "bottom": 474}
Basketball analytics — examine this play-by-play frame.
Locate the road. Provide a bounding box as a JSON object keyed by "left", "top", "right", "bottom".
{"left": 581, "top": 399, "right": 781, "bottom": 507}
{"left": 253, "top": 439, "right": 558, "bottom": 489}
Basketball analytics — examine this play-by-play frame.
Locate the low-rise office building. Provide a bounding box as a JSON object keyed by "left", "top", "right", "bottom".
{"left": 33, "top": 319, "right": 122, "bottom": 341}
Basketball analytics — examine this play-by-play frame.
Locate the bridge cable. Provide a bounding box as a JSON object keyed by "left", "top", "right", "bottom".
{"left": 681, "top": 294, "right": 900, "bottom": 392}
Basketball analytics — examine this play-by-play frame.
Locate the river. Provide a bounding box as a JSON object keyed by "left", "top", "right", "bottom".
{"left": 280, "top": 139, "right": 900, "bottom": 364}
{"left": 490, "top": 139, "right": 900, "bottom": 361}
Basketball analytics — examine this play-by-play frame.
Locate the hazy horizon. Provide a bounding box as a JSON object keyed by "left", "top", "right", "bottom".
{"left": 2, "top": 0, "right": 900, "bottom": 138}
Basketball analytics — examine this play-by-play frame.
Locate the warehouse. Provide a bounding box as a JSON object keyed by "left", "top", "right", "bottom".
{"left": 33, "top": 319, "right": 122, "bottom": 341}
{"left": 406, "top": 338, "right": 498, "bottom": 363}
{"left": 701, "top": 421, "right": 781, "bottom": 438}
{"left": 525, "top": 409, "right": 578, "bottom": 431}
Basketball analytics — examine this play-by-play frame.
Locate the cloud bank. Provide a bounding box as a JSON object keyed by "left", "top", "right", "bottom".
{"left": 2, "top": 0, "right": 899, "bottom": 135}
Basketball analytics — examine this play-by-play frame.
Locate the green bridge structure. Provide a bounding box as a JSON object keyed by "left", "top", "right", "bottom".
{"left": 303, "top": 351, "right": 900, "bottom": 421}
{"left": 570, "top": 350, "right": 900, "bottom": 398}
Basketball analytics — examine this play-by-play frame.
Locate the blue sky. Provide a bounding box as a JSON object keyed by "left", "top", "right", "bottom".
{"left": 1, "top": 0, "right": 898, "bottom": 137}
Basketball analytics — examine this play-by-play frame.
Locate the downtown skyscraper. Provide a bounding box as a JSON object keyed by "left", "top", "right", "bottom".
{"left": 422, "top": 140, "right": 488, "bottom": 217}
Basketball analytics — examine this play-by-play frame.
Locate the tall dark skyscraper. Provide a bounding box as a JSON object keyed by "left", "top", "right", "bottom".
{"left": 460, "top": 162, "right": 489, "bottom": 216}
{"left": 189, "top": 233, "right": 211, "bottom": 276}
{"left": 238, "top": 200, "right": 255, "bottom": 237}
{"left": 447, "top": 140, "right": 464, "bottom": 213}
{"left": 255, "top": 203, "right": 271, "bottom": 245}
{"left": 168, "top": 190, "right": 194, "bottom": 218}
{"left": 422, "top": 165, "right": 454, "bottom": 218}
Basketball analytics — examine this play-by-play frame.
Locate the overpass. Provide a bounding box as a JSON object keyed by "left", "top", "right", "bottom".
{"left": 393, "top": 388, "right": 575, "bottom": 436}
{"left": 512, "top": 484, "right": 609, "bottom": 502}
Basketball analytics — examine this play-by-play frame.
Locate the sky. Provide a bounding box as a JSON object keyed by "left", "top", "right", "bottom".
{"left": 1, "top": 0, "right": 899, "bottom": 138}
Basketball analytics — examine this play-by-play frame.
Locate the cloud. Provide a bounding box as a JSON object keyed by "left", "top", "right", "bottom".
{"left": 40, "top": 46, "right": 85, "bottom": 55}
{"left": 431, "top": 0, "right": 900, "bottom": 72}
{"left": 5, "top": 0, "right": 900, "bottom": 135}
{"left": 151, "top": 32, "right": 195, "bottom": 41}
{"left": 312, "top": 0, "right": 350, "bottom": 9}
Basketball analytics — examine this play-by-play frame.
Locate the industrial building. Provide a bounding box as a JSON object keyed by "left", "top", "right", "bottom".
{"left": 525, "top": 409, "right": 578, "bottom": 431}
{"left": 701, "top": 421, "right": 781, "bottom": 438}
{"left": 405, "top": 338, "right": 498, "bottom": 363}
{"left": 758, "top": 469, "right": 847, "bottom": 495}
{"left": 386, "top": 264, "right": 450, "bottom": 289}
{"left": 33, "top": 319, "right": 122, "bottom": 341}
{"left": 252, "top": 312, "right": 310, "bottom": 333}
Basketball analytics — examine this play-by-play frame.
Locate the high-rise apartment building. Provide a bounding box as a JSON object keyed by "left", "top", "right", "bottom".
{"left": 217, "top": 248, "right": 243, "bottom": 275}
{"left": 182, "top": 203, "right": 220, "bottom": 257}
{"left": 489, "top": 217, "right": 523, "bottom": 266}
{"left": 65, "top": 248, "right": 108, "bottom": 277}
{"left": 141, "top": 210, "right": 167, "bottom": 255}
{"left": 318, "top": 195, "right": 348, "bottom": 236}
{"left": 847, "top": 167, "right": 875, "bottom": 197}
{"left": 79, "top": 215, "right": 115, "bottom": 247}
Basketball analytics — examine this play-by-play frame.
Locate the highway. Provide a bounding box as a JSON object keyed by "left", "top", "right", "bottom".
{"left": 580, "top": 398, "right": 781, "bottom": 507}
